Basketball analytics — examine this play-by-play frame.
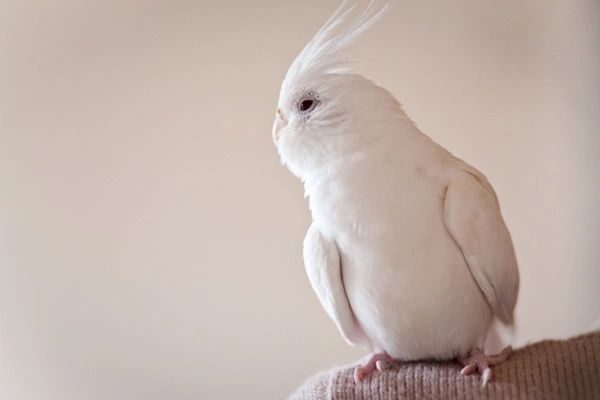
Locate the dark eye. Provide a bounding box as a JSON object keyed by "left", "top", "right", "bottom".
{"left": 299, "top": 99, "right": 314, "bottom": 111}
{"left": 297, "top": 95, "right": 319, "bottom": 113}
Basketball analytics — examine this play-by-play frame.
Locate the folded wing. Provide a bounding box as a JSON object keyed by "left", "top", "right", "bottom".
{"left": 303, "top": 224, "right": 368, "bottom": 345}
{"left": 443, "top": 170, "right": 520, "bottom": 324}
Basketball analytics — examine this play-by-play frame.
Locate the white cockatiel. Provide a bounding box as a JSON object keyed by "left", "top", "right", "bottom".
{"left": 273, "top": 1, "right": 519, "bottom": 385}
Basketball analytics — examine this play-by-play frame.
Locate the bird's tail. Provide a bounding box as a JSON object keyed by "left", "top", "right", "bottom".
{"left": 485, "top": 317, "right": 518, "bottom": 354}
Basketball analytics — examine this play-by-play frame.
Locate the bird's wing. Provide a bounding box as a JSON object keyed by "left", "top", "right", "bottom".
{"left": 443, "top": 169, "right": 519, "bottom": 324}
{"left": 303, "top": 223, "right": 367, "bottom": 346}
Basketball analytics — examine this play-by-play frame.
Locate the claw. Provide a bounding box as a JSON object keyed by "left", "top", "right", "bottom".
{"left": 353, "top": 352, "right": 395, "bottom": 383}
{"left": 375, "top": 359, "right": 389, "bottom": 372}
{"left": 482, "top": 368, "right": 492, "bottom": 386}
{"left": 459, "top": 346, "right": 512, "bottom": 386}
{"left": 460, "top": 363, "right": 478, "bottom": 376}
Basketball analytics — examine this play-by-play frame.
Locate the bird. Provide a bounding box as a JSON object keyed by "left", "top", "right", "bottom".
{"left": 272, "top": 0, "right": 519, "bottom": 386}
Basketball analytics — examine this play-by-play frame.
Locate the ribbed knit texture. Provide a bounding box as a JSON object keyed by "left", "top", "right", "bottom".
{"left": 290, "top": 332, "right": 600, "bottom": 400}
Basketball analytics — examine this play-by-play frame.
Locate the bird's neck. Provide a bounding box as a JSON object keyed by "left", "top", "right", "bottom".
{"left": 301, "top": 148, "right": 369, "bottom": 198}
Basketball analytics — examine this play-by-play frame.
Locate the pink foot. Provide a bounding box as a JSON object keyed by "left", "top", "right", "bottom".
{"left": 459, "top": 346, "right": 513, "bottom": 386}
{"left": 353, "top": 352, "right": 395, "bottom": 383}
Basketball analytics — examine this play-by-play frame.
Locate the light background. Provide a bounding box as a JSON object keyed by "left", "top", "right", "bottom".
{"left": 1, "top": 1, "right": 599, "bottom": 399}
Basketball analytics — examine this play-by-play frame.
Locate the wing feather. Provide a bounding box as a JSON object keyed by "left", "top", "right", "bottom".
{"left": 443, "top": 170, "right": 519, "bottom": 324}
{"left": 303, "top": 224, "right": 367, "bottom": 345}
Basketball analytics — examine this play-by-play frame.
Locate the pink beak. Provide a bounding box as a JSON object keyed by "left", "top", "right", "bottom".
{"left": 272, "top": 107, "right": 287, "bottom": 145}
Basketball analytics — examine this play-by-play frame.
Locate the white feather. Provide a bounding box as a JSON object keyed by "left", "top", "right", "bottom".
{"left": 274, "top": 1, "right": 519, "bottom": 361}
{"left": 303, "top": 224, "right": 369, "bottom": 347}
{"left": 281, "top": 0, "right": 392, "bottom": 98}
{"left": 443, "top": 168, "right": 520, "bottom": 324}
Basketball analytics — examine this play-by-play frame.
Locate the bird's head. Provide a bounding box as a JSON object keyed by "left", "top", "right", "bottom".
{"left": 273, "top": 1, "right": 396, "bottom": 179}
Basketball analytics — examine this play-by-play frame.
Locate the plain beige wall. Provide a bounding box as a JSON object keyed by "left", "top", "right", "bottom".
{"left": 1, "top": 1, "right": 598, "bottom": 399}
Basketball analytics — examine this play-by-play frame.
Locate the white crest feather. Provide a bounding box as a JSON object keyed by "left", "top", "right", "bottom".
{"left": 281, "top": 0, "right": 393, "bottom": 96}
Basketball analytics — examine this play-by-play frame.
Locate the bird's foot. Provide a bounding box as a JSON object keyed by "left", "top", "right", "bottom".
{"left": 353, "top": 352, "right": 395, "bottom": 383}
{"left": 459, "top": 346, "right": 513, "bottom": 386}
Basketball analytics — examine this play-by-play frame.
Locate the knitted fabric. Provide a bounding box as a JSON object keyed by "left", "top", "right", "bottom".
{"left": 290, "top": 332, "right": 600, "bottom": 400}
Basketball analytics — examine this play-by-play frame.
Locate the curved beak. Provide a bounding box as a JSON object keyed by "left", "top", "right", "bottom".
{"left": 272, "top": 107, "right": 287, "bottom": 145}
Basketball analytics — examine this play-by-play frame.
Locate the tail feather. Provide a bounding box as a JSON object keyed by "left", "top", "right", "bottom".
{"left": 485, "top": 317, "right": 518, "bottom": 354}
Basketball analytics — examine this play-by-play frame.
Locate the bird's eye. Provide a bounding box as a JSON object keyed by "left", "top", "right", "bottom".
{"left": 299, "top": 99, "right": 314, "bottom": 111}
{"left": 297, "top": 94, "right": 319, "bottom": 113}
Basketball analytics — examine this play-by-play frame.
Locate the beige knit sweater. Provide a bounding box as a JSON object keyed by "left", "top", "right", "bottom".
{"left": 290, "top": 332, "right": 600, "bottom": 400}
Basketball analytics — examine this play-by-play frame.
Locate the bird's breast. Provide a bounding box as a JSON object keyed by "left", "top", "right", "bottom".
{"left": 308, "top": 161, "right": 492, "bottom": 360}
